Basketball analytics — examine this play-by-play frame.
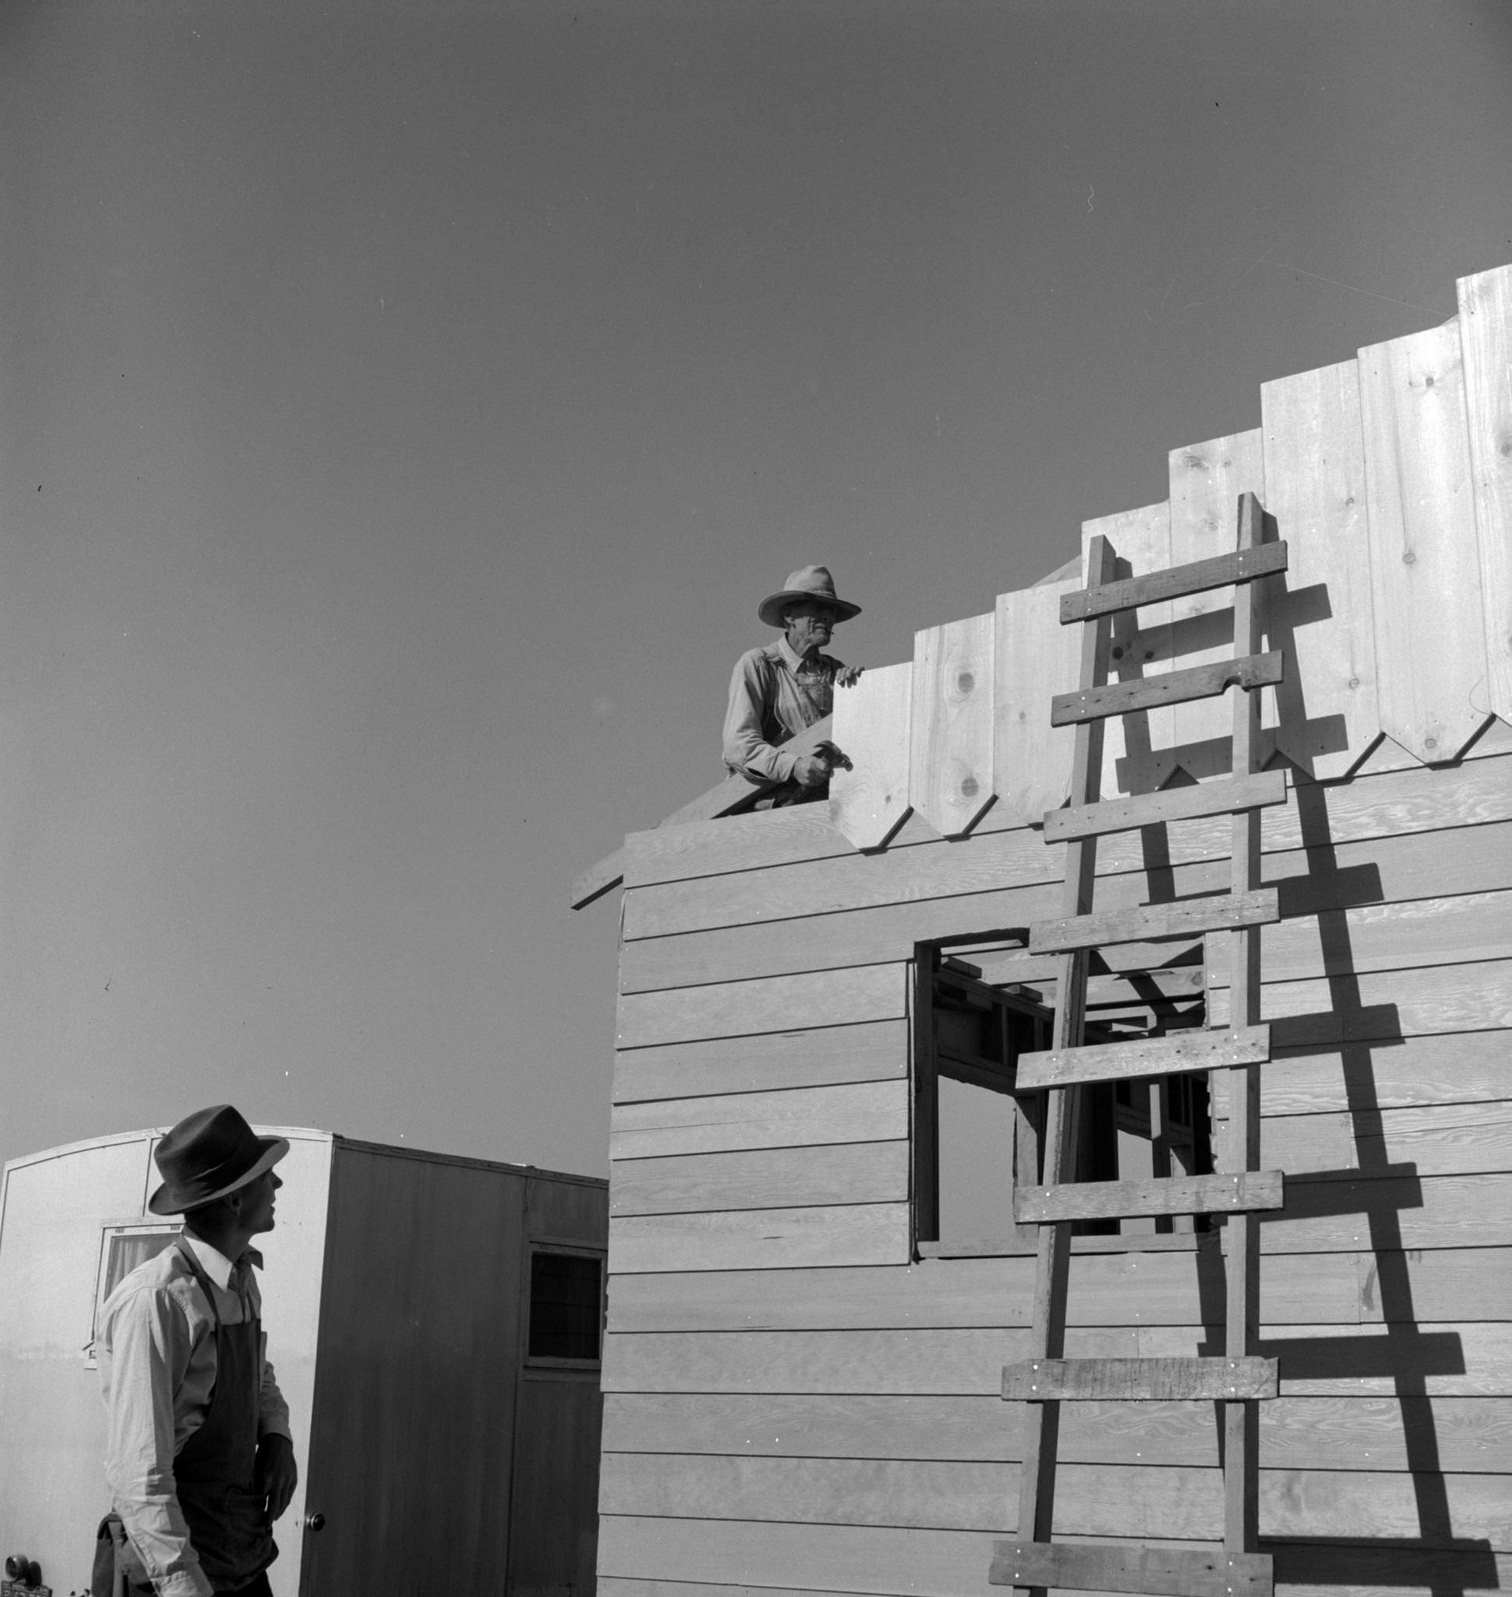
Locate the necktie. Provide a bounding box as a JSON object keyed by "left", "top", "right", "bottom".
{"left": 229, "top": 1258, "right": 252, "bottom": 1321}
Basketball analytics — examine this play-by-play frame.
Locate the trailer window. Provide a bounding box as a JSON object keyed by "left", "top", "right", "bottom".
{"left": 526, "top": 1247, "right": 604, "bottom": 1365}
{"left": 86, "top": 1222, "right": 181, "bottom": 1361}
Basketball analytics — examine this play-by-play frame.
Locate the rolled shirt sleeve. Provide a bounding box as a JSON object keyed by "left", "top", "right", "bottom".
{"left": 258, "top": 1343, "right": 291, "bottom": 1442}
{"left": 101, "top": 1285, "right": 216, "bottom": 1597}
{"left": 723, "top": 649, "right": 800, "bottom": 783}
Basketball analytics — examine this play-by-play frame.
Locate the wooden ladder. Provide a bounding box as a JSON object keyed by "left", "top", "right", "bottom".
{"left": 988, "top": 493, "right": 1289, "bottom": 1597}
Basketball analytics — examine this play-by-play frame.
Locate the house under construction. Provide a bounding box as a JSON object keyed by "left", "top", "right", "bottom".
{"left": 575, "top": 262, "right": 1512, "bottom": 1596}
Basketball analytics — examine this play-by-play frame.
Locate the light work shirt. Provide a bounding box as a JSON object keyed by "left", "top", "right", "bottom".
{"left": 722, "top": 635, "right": 842, "bottom": 782}
{"left": 98, "top": 1236, "right": 291, "bottom": 1597}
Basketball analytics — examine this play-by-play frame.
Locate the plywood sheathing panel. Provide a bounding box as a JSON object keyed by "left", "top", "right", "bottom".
{"left": 1167, "top": 430, "right": 1268, "bottom": 777}
{"left": 1079, "top": 500, "right": 1176, "bottom": 798}
{"left": 1358, "top": 319, "right": 1492, "bottom": 762}
{"left": 992, "top": 577, "right": 1082, "bottom": 826}
{"left": 829, "top": 661, "right": 915, "bottom": 849}
{"left": 909, "top": 611, "right": 995, "bottom": 837}
{"left": 1261, "top": 358, "right": 1380, "bottom": 778}
{"left": 1457, "top": 263, "right": 1512, "bottom": 726}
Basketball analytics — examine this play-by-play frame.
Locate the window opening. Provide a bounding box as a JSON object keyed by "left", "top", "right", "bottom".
{"left": 913, "top": 934, "right": 1213, "bottom": 1253}
{"left": 526, "top": 1247, "right": 605, "bottom": 1365}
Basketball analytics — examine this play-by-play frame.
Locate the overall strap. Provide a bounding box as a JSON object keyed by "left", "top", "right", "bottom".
{"left": 172, "top": 1236, "right": 224, "bottom": 1330}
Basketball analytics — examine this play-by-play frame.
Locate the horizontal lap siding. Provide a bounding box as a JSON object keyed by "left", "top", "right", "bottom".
{"left": 610, "top": 1141, "right": 909, "bottom": 1216}
{"left": 605, "top": 1249, "right": 1512, "bottom": 1333}
{"left": 604, "top": 1322, "right": 1511, "bottom": 1398}
{"left": 622, "top": 824, "right": 1512, "bottom": 996}
{"left": 606, "top": 1073, "right": 910, "bottom": 1272}
{"left": 621, "top": 749, "right": 1512, "bottom": 939}
{"left": 616, "top": 964, "right": 906, "bottom": 1049}
{"left": 612, "top": 1023, "right": 1512, "bottom": 1114}
{"left": 610, "top": 856, "right": 911, "bottom": 1266}
{"left": 615, "top": 722, "right": 1512, "bottom": 899}
{"left": 1210, "top": 955, "right": 1512, "bottom": 1038}
{"left": 598, "top": 1522, "right": 1512, "bottom": 1595}
{"left": 1247, "top": 1102, "right": 1512, "bottom": 1178}
{"left": 598, "top": 1554, "right": 1512, "bottom": 1597}
{"left": 1263, "top": 1029, "right": 1512, "bottom": 1114}
{"left": 608, "top": 1204, "right": 911, "bottom": 1274}
{"left": 603, "top": 1392, "right": 1512, "bottom": 1472}
{"left": 611, "top": 1081, "right": 907, "bottom": 1159}
{"left": 613, "top": 1018, "right": 907, "bottom": 1104}
{"left": 607, "top": 746, "right": 1512, "bottom": 1586}
{"left": 597, "top": 1454, "right": 1512, "bottom": 1544}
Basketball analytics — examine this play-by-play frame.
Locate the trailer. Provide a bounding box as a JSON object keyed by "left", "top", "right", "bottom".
{"left": 0, "top": 1126, "right": 607, "bottom": 1597}
{"left": 578, "top": 263, "right": 1512, "bottom": 1595}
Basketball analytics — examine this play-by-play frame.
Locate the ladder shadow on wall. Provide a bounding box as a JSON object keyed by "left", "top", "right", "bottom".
{"left": 1196, "top": 773, "right": 1495, "bottom": 1593}
{"left": 1104, "top": 533, "right": 1349, "bottom": 791}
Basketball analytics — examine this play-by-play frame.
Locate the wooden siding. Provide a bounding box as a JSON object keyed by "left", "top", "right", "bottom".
{"left": 604, "top": 744, "right": 1512, "bottom": 1586}
{"left": 1260, "top": 358, "right": 1378, "bottom": 780}
{"left": 909, "top": 611, "right": 996, "bottom": 837}
{"left": 573, "top": 270, "right": 1512, "bottom": 904}
{"left": 599, "top": 263, "right": 1512, "bottom": 1597}
{"left": 620, "top": 734, "right": 1512, "bottom": 934}
{"left": 1358, "top": 319, "right": 1489, "bottom": 763}
{"left": 993, "top": 571, "right": 1084, "bottom": 824}
{"left": 1167, "top": 430, "right": 1267, "bottom": 772}
{"left": 830, "top": 661, "right": 914, "bottom": 850}
{"left": 1458, "top": 266, "right": 1512, "bottom": 725}
{"left": 597, "top": 1525, "right": 1512, "bottom": 1597}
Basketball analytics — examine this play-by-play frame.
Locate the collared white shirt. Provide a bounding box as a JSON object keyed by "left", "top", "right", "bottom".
{"left": 98, "top": 1236, "right": 290, "bottom": 1597}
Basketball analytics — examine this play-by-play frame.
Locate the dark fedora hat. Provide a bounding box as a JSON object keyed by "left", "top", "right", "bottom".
{"left": 148, "top": 1104, "right": 289, "bottom": 1216}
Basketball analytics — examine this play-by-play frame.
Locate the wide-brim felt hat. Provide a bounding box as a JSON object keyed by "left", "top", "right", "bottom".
{"left": 758, "top": 565, "right": 862, "bottom": 629}
{"left": 148, "top": 1104, "right": 289, "bottom": 1216}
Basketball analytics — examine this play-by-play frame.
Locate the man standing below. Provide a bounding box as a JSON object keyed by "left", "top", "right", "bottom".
{"left": 98, "top": 1105, "right": 298, "bottom": 1596}
{"left": 722, "top": 564, "right": 862, "bottom": 803}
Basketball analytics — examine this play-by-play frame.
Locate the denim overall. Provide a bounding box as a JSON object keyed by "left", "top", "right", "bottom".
{"left": 168, "top": 1239, "right": 278, "bottom": 1592}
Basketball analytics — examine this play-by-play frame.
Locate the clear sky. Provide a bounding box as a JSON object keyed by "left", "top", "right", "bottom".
{"left": 3, "top": 0, "right": 1510, "bottom": 1176}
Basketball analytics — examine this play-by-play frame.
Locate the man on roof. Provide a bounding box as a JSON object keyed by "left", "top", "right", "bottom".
{"left": 722, "top": 564, "right": 862, "bottom": 804}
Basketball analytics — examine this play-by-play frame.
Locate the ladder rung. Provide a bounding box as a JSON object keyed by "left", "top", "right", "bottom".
{"left": 1051, "top": 651, "right": 1284, "bottom": 726}
{"left": 1043, "top": 769, "right": 1287, "bottom": 843}
{"left": 1014, "top": 1170, "right": 1284, "bottom": 1225}
{"left": 1002, "top": 1355, "right": 1279, "bottom": 1403}
{"left": 1030, "top": 888, "right": 1279, "bottom": 954}
{"left": 1017, "top": 1025, "right": 1271, "bottom": 1089}
{"left": 990, "top": 1539, "right": 1273, "bottom": 1597}
{"left": 1060, "top": 540, "right": 1290, "bottom": 624}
